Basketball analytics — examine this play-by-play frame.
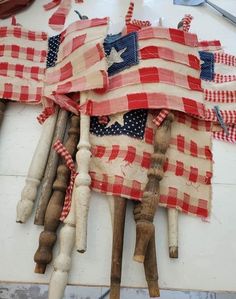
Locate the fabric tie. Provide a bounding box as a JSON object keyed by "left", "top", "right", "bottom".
{"left": 53, "top": 139, "right": 78, "bottom": 221}
{"left": 179, "top": 14, "right": 193, "bottom": 32}
{"left": 153, "top": 109, "right": 169, "bottom": 127}
{"left": 214, "top": 106, "right": 229, "bottom": 136}
{"left": 48, "top": 0, "right": 72, "bottom": 31}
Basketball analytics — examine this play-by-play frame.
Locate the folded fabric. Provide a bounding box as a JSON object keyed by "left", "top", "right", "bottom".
{"left": 0, "top": 0, "right": 35, "bottom": 19}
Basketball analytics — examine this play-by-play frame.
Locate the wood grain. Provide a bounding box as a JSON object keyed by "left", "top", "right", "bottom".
{"left": 110, "top": 197, "right": 127, "bottom": 299}
{"left": 34, "top": 114, "right": 80, "bottom": 274}
{"left": 34, "top": 109, "right": 69, "bottom": 226}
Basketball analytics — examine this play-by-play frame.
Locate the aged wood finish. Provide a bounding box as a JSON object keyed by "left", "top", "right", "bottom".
{"left": 48, "top": 188, "right": 76, "bottom": 299}
{"left": 16, "top": 111, "right": 58, "bottom": 223}
{"left": 0, "top": 99, "right": 7, "bottom": 127}
{"left": 34, "top": 114, "right": 80, "bottom": 274}
{"left": 168, "top": 208, "right": 178, "bottom": 258}
{"left": 74, "top": 92, "right": 92, "bottom": 253}
{"left": 110, "top": 197, "right": 127, "bottom": 299}
{"left": 144, "top": 234, "right": 160, "bottom": 297}
{"left": 34, "top": 109, "right": 69, "bottom": 226}
{"left": 133, "top": 112, "right": 174, "bottom": 262}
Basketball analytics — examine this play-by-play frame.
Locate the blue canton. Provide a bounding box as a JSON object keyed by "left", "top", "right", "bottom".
{"left": 46, "top": 34, "right": 61, "bottom": 68}
{"left": 199, "top": 51, "right": 215, "bottom": 81}
{"left": 104, "top": 31, "right": 138, "bottom": 76}
{"left": 90, "top": 109, "right": 148, "bottom": 139}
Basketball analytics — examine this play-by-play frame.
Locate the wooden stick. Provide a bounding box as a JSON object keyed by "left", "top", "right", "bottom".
{"left": 34, "top": 114, "right": 80, "bottom": 274}
{"left": 133, "top": 112, "right": 174, "bottom": 262}
{"left": 0, "top": 99, "right": 7, "bottom": 127}
{"left": 144, "top": 233, "right": 160, "bottom": 297}
{"left": 16, "top": 110, "right": 58, "bottom": 223}
{"left": 48, "top": 189, "right": 76, "bottom": 299}
{"left": 168, "top": 208, "right": 178, "bottom": 258}
{"left": 110, "top": 196, "right": 127, "bottom": 299}
{"left": 34, "top": 109, "right": 69, "bottom": 226}
{"left": 74, "top": 92, "right": 92, "bottom": 253}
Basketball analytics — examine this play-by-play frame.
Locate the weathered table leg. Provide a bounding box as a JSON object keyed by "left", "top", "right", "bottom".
{"left": 34, "top": 114, "right": 80, "bottom": 273}
{"left": 0, "top": 99, "right": 7, "bottom": 127}
{"left": 168, "top": 208, "right": 178, "bottom": 258}
{"left": 16, "top": 110, "right": 58, "bottom": 223}
{"left": 110, "top": 196, "right": 127, "bottom": 299}
{"left": 34, "top": 109, "right": 69, "bottom": 226}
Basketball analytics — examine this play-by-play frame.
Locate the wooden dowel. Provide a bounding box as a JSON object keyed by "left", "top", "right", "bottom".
{"left": 34, "top": 109, "right": 69, "bottom": 226}
{"left": 168, "top": 208, "right": 178, "bottom": 258}
{"left": 133, "top": 112, "right": 174, "bottom": 262}
{"left": 48, "top": 189, "right": 76, "bottom": 299}
{"left": 74, "top": 92, "right": 92, "bottom": 253}
{"left": 34, "top": 114, "right": 80, "bottom": 274}
{"left": 16, "top": 111, "right": 58, "bottom": 223}
{"left": 144, "top": 233, "right": 160, "bottom": 297}
{"left": 0, "top": 99, "right": 7, "bottom": 127}
{"left": 110, "top": 197, "right": 127, "bottom": 299}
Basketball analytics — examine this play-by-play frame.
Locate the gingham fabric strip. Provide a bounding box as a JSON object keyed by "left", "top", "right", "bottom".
{"left": 107, "top": 67, "right": 203, "bottom": 92}
{"left": 0, "top": 26, "right": 48, "bottom": 41}
{"left": 198, "top": 40, "right": 222, "bottom": 51}
{"left": 213, "top": 74, "right": 236, "bottom": 83}
{"left": 83, "top": 92, "right": 205, "bottom": 117}
{"left": 37, "top": 105, "right": 55, "bottom": 124}
{"left": 214, "top": 52, "right": 236, "bottom": 67}
{"left": 213, "top": 125, "right": 236, "bottom": 143}
{"left": 48, "top": 0, "right": 72, "bottom": 31}
{"left": 204, "top": 90, "right": 236, "bottom": 103}
{"left": 47, "top": 94, "right": 79, "bottom": 115}
{"left": 205, "top": 108, "right": 236, "bottom": 124}
{"left": 153, "top": 109, "right": 169, "bottom": 127}
{"left": 174, "top": 111, "right": 212, "bottom": 131}
{"left": 53, "top": 139, "right": 77, "bottom": 221}
{"left": 125, "top": 1, "right": 134, "bottom": 25}
{"left": 43, "top": 0, "right": 61, "bottom": 11}
{"left": 138, "top": 27, "right": 199, "bottom": 47}
{"left": 159, "top": 186, "right": 209, "bottom": 218}
{"left": 46, "top": 43, "right": 104, "bottom": 84}
{"left": 0, "top": 62, "right": 45, "bottom": 81}
{"left": 182, "top": 14, "right": 193, "bottom": 32}
{"left": 0, "top": 44, "right": 47, "bottom": 63}
{"left": 140, "top": 46, "right": 200, "bottom": 70}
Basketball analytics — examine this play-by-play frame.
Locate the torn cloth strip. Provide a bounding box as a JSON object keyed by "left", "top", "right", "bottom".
{"left": 83, "top": 27, "right": 205, "bottom": 118}
{"left": 89, "top": 111, "right": 212, "bottom": 218}
{"left": 0, "top": 25, "right": 48, "bottom": 103}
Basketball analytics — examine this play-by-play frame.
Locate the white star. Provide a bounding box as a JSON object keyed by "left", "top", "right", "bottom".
{"left": 107, "top": 47, "right": 127, "bottom": 68}
{"left": 106, "top": 112, "right": 125, "bottom": 128}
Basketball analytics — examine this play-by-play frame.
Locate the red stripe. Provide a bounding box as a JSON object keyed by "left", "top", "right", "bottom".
{"left": 0, "top": 26, "right": 47, "bottom": 41}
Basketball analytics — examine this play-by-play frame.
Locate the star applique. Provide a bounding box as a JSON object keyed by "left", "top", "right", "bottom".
{"left": 106, "top": 112, "right": 125, "bottom": 127}
{"left": 107, "top": 47, "right": 127, "bottom": 68}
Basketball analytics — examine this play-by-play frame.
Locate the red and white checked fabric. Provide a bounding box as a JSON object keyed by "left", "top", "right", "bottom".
{"left": 44, "top": 17, "right": 109, "bottom": 114}
{"left": 153, "top": 109, "right": 169, "bottom": 127}
{"left": 83, "top": 24, "right": 205, "bottom": 118}
{"left": 89, "top": 111, "right": 213, "bottom": 218}
{"left": 181, "top": 14, "right": 193, "bottom": 32}
{"left": 0, "top": 25, "right": 48, "bottom": 104}
{"left": 44, "top": 0, "right": 84, "bottom": 31}
{"left": 53, "top": 139, "right": 77, "bottom": 221}
{"left": 214, "top": 52, "right": 236, "bottom": 67}
{"left": 198, "top": 40, "right": 222, "bottom": 52}
{"left": 213, "top": 124, "right": 236, "bottom": 143}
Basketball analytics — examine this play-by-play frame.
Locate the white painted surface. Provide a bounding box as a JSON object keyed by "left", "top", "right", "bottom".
{"left": 0, "top": 0, "right": 236, "bottom": 293}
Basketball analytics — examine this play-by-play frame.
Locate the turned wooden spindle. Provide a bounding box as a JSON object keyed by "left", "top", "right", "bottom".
{"left": 34, "top": 114, "right": 80, "bottom": 274}
{"left": 133, "top": 112, "right": 174, "bottom": 262}
{"left": 168, "top": 208, "right": 178, "bottom": 258}
{"left": 110, "top": 196, "right": 127, "bottom": 299}
{"left": 34, "top": 109, "right": 69, "bottom": 226}
{"left": 74, "top": 92, "right": 92, "bottom": 253}
{"left": 48, "top": 188, "right": 76, "bottom": 299}
{"left": 0, "top": 99, "right": 7, "bottom": 127}
{"left": 16, "top": 111, "right": 58, "bottom": 223}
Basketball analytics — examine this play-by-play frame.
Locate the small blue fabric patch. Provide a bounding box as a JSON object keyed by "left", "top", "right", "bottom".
{"left": 199, "top": 51, "right": 215, "bottom": 81}
{"left": 104, "top": 32, "right": 139, "bottom": 76}
{"left": 173, "top": 0, "right": 204, "bottom": 6}
{"left": 90, "top": 109, "right": 148, "bottom": 139}
{"left": 104, "top": 33, "right": 122, "bottom": 44}
{"left": 46, "top": 34, "right": 61, "bottom": 68}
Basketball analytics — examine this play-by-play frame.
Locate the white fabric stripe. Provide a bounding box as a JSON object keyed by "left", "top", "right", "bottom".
{"left": 0, "top": 37, "right": 48, "bottom": 52}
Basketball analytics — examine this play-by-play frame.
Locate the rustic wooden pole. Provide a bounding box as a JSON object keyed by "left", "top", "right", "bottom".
{"left": 34, "top": 114, "right": 80, "bottom": 274}
{"left": 48, "top": 187, "right": 76, "bottom": 299}
{"left": 110, "top": 196, "right": 127, "bottom": 299}
{"left": 133, "top": 112, "right": 174, "bottom": 262}
{"left": 16, "top": 110, "right": 58, "bottom": 223}
{"left": 0, "top": 99, "right": 7, "bottom": 127}
{"left": 168, "top": 208, "right": 178, "bottom": 258}
{"left": 144, "top": 234, "right": 160, "bottom": 297}
{"left": 74, "top": 92, "right": 92, "bottom": 253}
{"left": 34, "top": 109, "right": 69, "bottom": 226}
